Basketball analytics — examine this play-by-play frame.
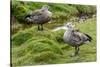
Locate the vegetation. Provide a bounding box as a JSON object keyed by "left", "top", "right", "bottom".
{"left": 12, "top": 18, "right": 96, "bottom": 66}
{"left": 11, "top": 1, "right": 96, "bottom": 66}
{"left": 11, "top": 1, "right": 96, "bottom": 34}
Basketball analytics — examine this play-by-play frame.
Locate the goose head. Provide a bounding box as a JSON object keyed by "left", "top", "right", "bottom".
{"left": 41, "top": 5, "right": 52, "bottom": 17}
{"left": 65, "top": 22, "right": 75, "bottom": 31}
{"left": 41, "top": 5, "right": 49, "bottom": 11}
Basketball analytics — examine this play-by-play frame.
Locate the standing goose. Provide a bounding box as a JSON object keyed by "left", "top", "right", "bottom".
{"left": 25, "top": 5, "right": 52, "bottom": 30}
{"left": 63, "top": 22, "right": 92, "bottom": 56}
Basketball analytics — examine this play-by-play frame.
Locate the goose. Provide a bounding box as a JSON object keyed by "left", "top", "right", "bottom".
{"left": 63, "top": 22, "right": 92, "bottom": 56}
{"left": 25, "top": 5, "right": 52, "bottom": 30}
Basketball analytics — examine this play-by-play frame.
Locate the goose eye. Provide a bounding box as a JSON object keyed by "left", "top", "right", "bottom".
{"left": 67, "top": 25, "right": 69, "bottom": 28}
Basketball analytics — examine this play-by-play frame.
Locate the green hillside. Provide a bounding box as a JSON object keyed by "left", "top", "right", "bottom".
{"left": 11, "top": 18, "right": 96, "bottom": 66}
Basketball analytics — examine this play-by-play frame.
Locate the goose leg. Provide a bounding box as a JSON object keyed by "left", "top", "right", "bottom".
{"left": 41, "top": 24, "right": 43, "bottom": 30}
{"left": 75, "top": 47, "right": 77, "bottom": 56}
{"left": 38, "top": 24, "right": 40, "bottom": 30}
{"left": 70, "top": 47, "right": 79, "bottom": 57}
{"left": 75, "top": 47, "right": 79, "bottom": 56}
{"left": 77, "top": 47, "right": 79, "bottom": 54}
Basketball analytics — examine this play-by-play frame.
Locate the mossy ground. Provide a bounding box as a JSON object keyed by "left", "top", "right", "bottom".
{"left": 11, "top": 18, "right": 96, "bottom": 66}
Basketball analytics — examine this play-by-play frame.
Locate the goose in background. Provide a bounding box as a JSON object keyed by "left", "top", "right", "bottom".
{"left": 63, "top": 22, "right": 92, "bottom": 56}
{"left": 25, "top": 5, "right": 52, "bottom": 30}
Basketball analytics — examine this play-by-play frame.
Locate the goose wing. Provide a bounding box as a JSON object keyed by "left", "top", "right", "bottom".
{"left": 32, "top": 11, "right": 52, "bottom": 23}
{"left": 70, "top": 30, "right": 83, "bottom": 45}
{"left": 25, "top": 10, "right": 49, "bottom": 23}
{"left": 31, "top": 11, "right": 46, "bottom": 22}
{"left": 82, "top": 33, "right": 92, "bottom": 43}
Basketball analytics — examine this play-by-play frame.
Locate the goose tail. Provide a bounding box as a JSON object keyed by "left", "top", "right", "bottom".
{"left": 84, "top": 33, "right": 92, "bottom": 42}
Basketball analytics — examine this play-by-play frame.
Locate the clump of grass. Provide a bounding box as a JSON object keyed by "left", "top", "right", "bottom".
{"left": 12, "top": 27, "right": 66, "bottom": 66}
{"left": 33, "top": 51, "right": 59, "bottom": 63}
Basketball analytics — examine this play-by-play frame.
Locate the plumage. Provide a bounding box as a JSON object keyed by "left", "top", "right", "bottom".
{"left": 25, "top": 5, "right": 52, "bottom": 30}
{"left": 63, "top": 22, "right": 92, "bottom": 56}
